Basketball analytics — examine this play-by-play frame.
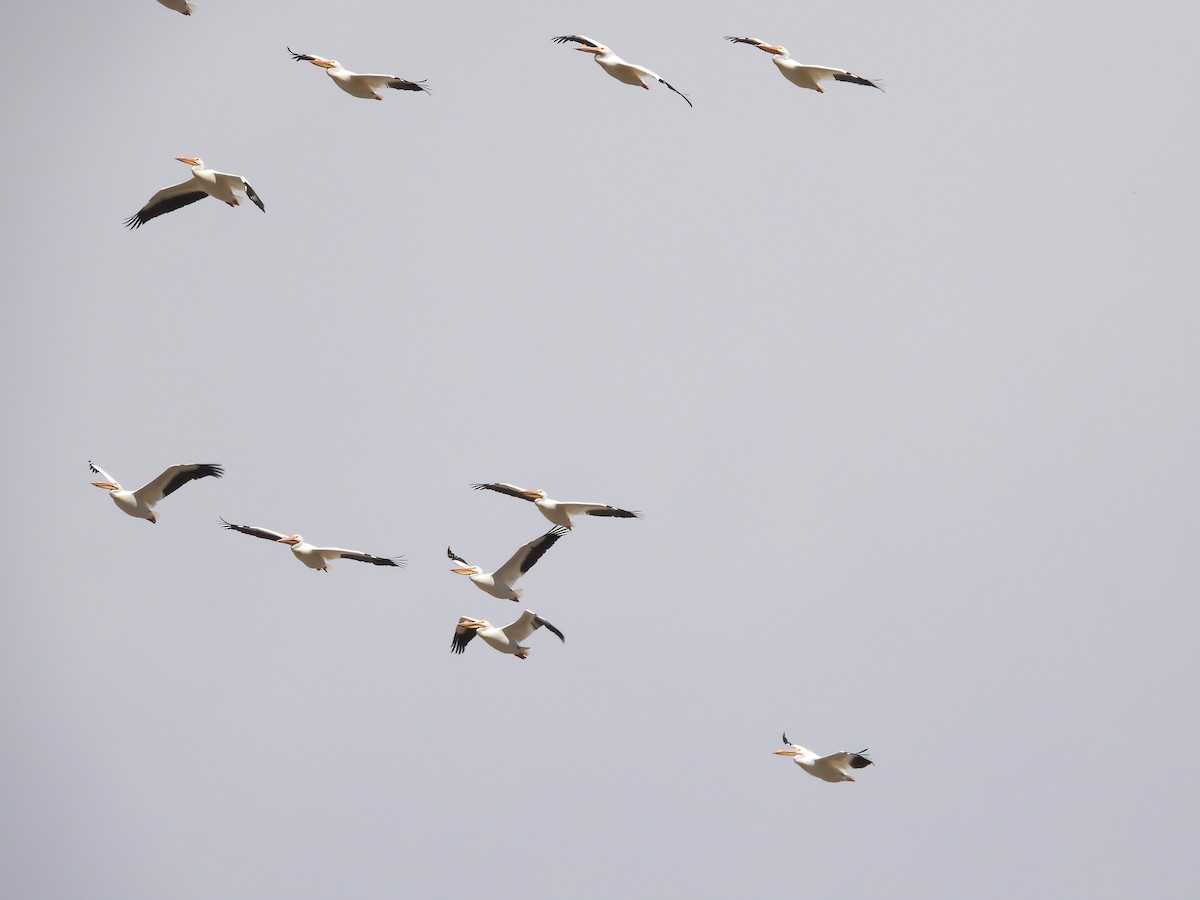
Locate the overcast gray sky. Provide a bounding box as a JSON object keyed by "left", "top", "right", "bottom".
{"left": 3, "top": 1, "right": 1198, "bottom": 897}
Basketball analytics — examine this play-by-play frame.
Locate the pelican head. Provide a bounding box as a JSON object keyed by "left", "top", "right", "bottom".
{"left": 91, "top": 480, "right": 119, "bottom": 491}
{"left": 458, "top": 619, "right": 488, "bottom": 630}
{"left": 276, "top": 535, "right": 302, "bottom": 546}
{"left": 175, "top": 156, "right": 203, "bottom": 168}
{"left": 451, "top": 565, "right": 483, "bottom": 576}
{"left": 312, "top": 59, "right": 339, "bottom": 69}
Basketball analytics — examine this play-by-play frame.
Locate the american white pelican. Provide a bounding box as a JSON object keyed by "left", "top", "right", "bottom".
{"left": 551, "top": 35, "right": 692, "bottom": 107}
{"left": 774, "top": 734, "right": 874, "bottom": 782}
{"left": 448, "top": 527, "right": 568, "bottom": 601}
{"left": 89, "top": 461, "right": 222, "bottom": 524}
{"left": 287, "top": 48, "right": 429, "bottom": 100}
{"left": 451, "top": 610, "right": 565, "bottom": 660}
{"left": 725, "top": 37, "right": 883, "bottom": 94}
{"left": 219, "top": 518, "right": 405, "bottom": 571}
{"left": 125, "top": 158, "right": 265, "bottom": 229}
{"left": 471, "top": 483, "right": 641, "bottom": 530}
{"left": 157, "top": 0, "right": 193, "bottom": 15}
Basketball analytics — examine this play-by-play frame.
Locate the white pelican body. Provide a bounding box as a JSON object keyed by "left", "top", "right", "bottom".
{"left": 287, "top": 48, "right": 428, "bottom": 100}
{"left": 448, "top": 527, "right": 568, "bottom": 601}
{"left": 219, "top": 519, "right": 404, "bottom": 572}
{"left": 157, "top": 0, "right": 193, "bottom": 15}
{"left": 725, "top": 37, "right": 883, "bottom": 94}
{"left": 552, "top": 35, "right": 692, "bottom": 107}
{"left": 451, "top": 610, "right": 565, "bottom": 660}
{"left": 89, "top": 461, "right": 223, "bottom": 524}
{"left": 774, "top": 734, "right": 874, "bottom": 782}
{"left": 126, "top": 157, "right": 265, "bottom": 229}
{"left": 471, "top": 483, "right": 641, "bottom": 530}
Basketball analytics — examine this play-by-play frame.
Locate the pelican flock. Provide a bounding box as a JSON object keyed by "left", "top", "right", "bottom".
{"left": 552, "top": 35, "right": 693, "bottom": 107}
{"left": 89, "top": 461, "right": 223, "bottom": 523}
{"left": 451, "top": 610, "right": 565, "bottom": 660}
{"left": 126, "top": 157, "right": 265, "bottom": 229}
{"left": 287, "top": 48, "right": 429, "bottom": 100}
{"left": 774, "top": 734, "right": 875, "bottom": 782}
{"left": 725, "top": 37, "right": 883, "bottom": 93}
{"left": 219, "top": 518, "right": 405, "bottom": 571}
{"left": 471, "top": 483, "right": 641, "bottom": 529}
{"left": 89, "top": 15, "right": 890, "bottom": 785}
{"left": 448, "top": 527, "right": 569, "bottom": 601}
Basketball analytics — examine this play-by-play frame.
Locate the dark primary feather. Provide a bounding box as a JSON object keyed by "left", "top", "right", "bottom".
{"left": 519, "top": 527, "right": 569, "bottom": 574}
{"left": 782, "top": 732, "right": 792, "bottom": 746}
{"left": 339, "top": 551, "right": 405, "bottom": 568}
{"left": 387, "top": 79, "right": 429, "bottom": 93}
{"left": 219, "top": 517, "right": 285, "bottom": 541}
{"left": 125, "top": 191, "right": 207, "bottom": 229}
{"left": 287, "top": 47, "right": 318, "bottom": 61}
{"left": 725, "top": 36, "right": 767, "bottom": 46}
{"left": 656, "top": 77, "right": 693, "bottom": 108}
{"left": 471, "top": 483, "right": 537, "bottom": 502}
{"left": 832, "top": 71, "right": 884, "bottom": 91}
{"left": 447, "top": 546, "right": 467, "bottom": 563}
{"left": 243, "top": 183, "right": 266, "bottom": 212}
{"left": 450, "top": 620, "right": 477, "bottom": 654}
{"left": 584, "top": 505, "right": 641, "bottom": 519}
{"left": 849, "top": 751, "right": 874, "bottom": 769}
{"left": 533, "top": 615, "right": 566, "bottom": 643}
{"left": 551, "top": 34, "right": 601, "bottom": 48}
{"left": 161, "top": 464, "right": 223, "bottom": 497}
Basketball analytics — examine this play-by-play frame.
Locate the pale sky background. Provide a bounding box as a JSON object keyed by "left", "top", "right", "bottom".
{"left": 2, "top": 1, "right": 1198, "bottom": 897}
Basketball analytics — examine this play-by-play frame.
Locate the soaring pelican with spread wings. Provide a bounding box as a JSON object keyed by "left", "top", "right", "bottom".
{"left": 448, "top": 528, "right": 568, "bottom": 601}
{"left": 551, "top": 35, "right": 692, "bottom": 107}
{"left": 126, "top": 157, "right": 265, "bottom": 229}
{"left": 725, "top": 37, "right": 883, "bottom": 94}
{"left": 89, "top": 461, "right": 223, "bottom": 523}
{"left": 287, "top": 47, "right": 429, "bottom": 100}
{"left": 471, "top": 483, "right": 641, "bottom": 530}
{"left": 219, "top": 518, "right": 404, "bottom": 572}
{"left": 451, "top": 611, "right": 565, "bottom": 660}
{"left": 774, "top": 734, "right": 874, "bottom": 782}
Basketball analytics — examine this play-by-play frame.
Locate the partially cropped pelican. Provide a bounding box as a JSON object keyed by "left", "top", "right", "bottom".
{"left": 448, "top": 527, "right": 568, "bottom": 601}
{"left": 725, "top": 37, "right": 883, "bottom": 94}
{"left": 89, "top": 461, "right": 223, "bottom": 523}
{"left": 287, "top": 47, "right": 429, "bottom": 100}
{"left": 451, "top": 610, "right": 565, "bottom": 660}
{"left": 219, "top": 518, "right": 404, "bottom": 572}
{"left": 157, "top": 0, "right": 194, "bottom": 15}
{"left": 126, "top": 157, "right": 265, "bottom": 229}
{"left": 471, "top": 483, "right": 641, "bottom": 529}
{"left": 774, "top": 733, "right": 874, "bottom": 782}
{"left": 552, "top": 35, "right": 692, "bottom": 107}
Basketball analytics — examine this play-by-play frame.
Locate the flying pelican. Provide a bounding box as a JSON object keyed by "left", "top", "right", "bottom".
{"left": 773, "top": 734, "right": 874, "bottom": 782}
{"left": 448, "top": 527, "right": 568, "bottom": 601}
{"left": 157, "top": 0, "right": 193, "bottom": 14}
{"left": 451, "top": 610, "right": 565, "bottom": 660}
{"left": 551, "top": 35, "right": 692, "bottom": 107}
{"left": 725, "top": 37, "right": 883, "bottom": 94}
{"left": 89, "top": 461, "right": 222, "bottom": 523}
{"left": 287, "top": 48, "right": 429, "bottom": 100}
{"left": 471, "top": 483, "right": 641, "bottom": 530}
{"left": 219, "top": 518, "right": 404, "bottom": 572}
{"left": 126, "top": 158, "right": 265, "bottom": 229}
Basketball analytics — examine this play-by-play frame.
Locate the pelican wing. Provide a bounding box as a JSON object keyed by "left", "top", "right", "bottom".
{"left": 88, "top": 461, "right": 119, "bottom": 487}
{"left": 243, "top": 182, "right": 266, "bottom": 212}
{"left": 494, "top": 527, "right": 569, "bottom": 584}
{"left": 356, "top": 74, "right": 429, "bottom": 93}
{"left": 558, "top": 502, "right": 641, "bottom": 520}
{"left": 803, "top": 66, "right": 883, "bottom": 90}
{"left": 724, "top": 36, "right": 770, "bottom": 47}
{"left": 819, "top": 750, "right": 874, "bottom": 771}
{"left": 781, "top": 732, "right": 800, "bottom": 749}
{"left": 450, "top": 618, "right": 479, "bottom": 654}
{"left": 627, "top": 64, "right": 692, "bottom": 107}
{"left": 133, "top": 464, "right": 223, "bottom": 504}
{"left": 317, "top": 547, "right": 405, "bottom": 568}
{"left": 287, "top": 47, "right": 331, "bottom": 63}
{"left": 447, "top": 547, "right": 472, "bottom": 568}
{"left": 125, "top": 178, "right": 207, "bottom": 229}
{"left": 471, "top": 482, "right": 538, "bottom": 502}
{"left": 552, "top": 34, "right": 604, "bottom": 49}
{"left": 220, "top": 518, "right": 289, "bottom": 542}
